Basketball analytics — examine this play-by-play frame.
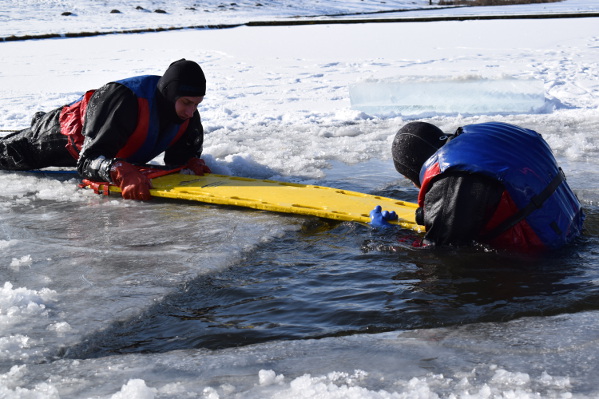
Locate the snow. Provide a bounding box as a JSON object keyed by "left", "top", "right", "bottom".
{"left": 1, "top": 0, "right": 599, "bottom": 398}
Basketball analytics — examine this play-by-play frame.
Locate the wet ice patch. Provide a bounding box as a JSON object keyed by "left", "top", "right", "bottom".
{"left": 35, "top": 179, "right": 87, "bottom": 202}
{"left": 0, "top": 172, "right": 86, "bottom": 205}
{"left": 0, "top": 335, "right": 31, "bottom": 361}
{"left": 0, "top": 365, "right": 60, "bottom": 398}
{"left": 0, "top": 283, "right": 59, "bottom": 364}
{"left": 247, "top": 366, "right": 575, "bottom": 399}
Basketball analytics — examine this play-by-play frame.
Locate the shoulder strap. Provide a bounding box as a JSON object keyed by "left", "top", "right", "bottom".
{"left": 481, "top": 168, "right": 565, "bottom": 241}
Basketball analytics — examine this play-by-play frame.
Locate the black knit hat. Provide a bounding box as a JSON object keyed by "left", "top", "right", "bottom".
{"left": 157, "top": 59, "right": 206, "bottom": 102}
{"left": 392, "top": 122, "right": 448, "bottom": 187}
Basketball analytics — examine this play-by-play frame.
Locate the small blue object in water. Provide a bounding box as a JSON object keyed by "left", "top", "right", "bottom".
{"left": 369, "top": 205, "right": 398, "bottom": 228}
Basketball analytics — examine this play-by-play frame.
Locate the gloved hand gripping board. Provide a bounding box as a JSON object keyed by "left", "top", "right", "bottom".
{"left": 82, "top": 169, "right": 424, "bottom": 233}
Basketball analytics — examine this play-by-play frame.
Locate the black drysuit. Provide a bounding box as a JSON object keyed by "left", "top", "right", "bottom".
{"left": 417, "top": 172, "right": 505, "bottom": 247}
{"left": 0, "top": 82, "right": 205, "bottom": 182}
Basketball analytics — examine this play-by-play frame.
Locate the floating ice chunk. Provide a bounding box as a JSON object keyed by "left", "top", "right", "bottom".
{"left": 0, "top": 282, "right": 57, "bottom": 323}
{"left": 10, "top": 255, "right": 32, "bottom": 269}
{"left": 47, "top": 321, "right": 73, "bottom": 335}
{"left": 259, "top": 369, "right": 285, "bottom": 386}
{"left": 111, "top": 379, "right": 157, "bottom": 399}
{"left": 349, "top": 76, "right": 547, "bottom": 116}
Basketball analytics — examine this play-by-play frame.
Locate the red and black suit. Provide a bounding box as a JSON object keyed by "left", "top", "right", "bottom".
{"left": 0, "top": 75, "right": 204, "bottom": 182}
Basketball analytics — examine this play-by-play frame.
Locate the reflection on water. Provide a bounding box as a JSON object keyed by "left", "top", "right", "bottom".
{"left": 64, "top": 204, "right": 599, "bottom": 359}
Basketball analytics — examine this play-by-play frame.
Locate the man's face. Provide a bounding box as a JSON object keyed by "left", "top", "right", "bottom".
{"left": 175, "top": 96, "right": 204, "bottom": 120}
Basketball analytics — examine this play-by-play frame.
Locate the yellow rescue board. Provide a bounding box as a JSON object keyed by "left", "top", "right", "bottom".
{"left": 92, "top": 173, "right": 424, "bottom": 233}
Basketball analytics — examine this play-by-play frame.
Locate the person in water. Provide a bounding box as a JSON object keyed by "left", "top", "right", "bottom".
{"left": 371, "top": 121, "right": 584, "bottom": 252}
{"left": 0, "top": 58, "right": 211, "bottom": 200}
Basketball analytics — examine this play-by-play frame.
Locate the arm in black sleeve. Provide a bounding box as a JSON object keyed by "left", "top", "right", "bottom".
{"left": 76, "top": 83, "right": 138, "bottom": 181}
{"left": 163, "top": 111, "right": 205, "bottom": 166}
{"left": 421, "top": 172, "right": 504, "bottom": 247}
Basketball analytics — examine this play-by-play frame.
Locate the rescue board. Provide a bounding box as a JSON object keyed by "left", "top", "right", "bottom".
{"left": 82, "top": 171, "right": 424, "bottom": 233}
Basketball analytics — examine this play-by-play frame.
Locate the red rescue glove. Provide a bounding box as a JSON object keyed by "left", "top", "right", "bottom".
{"left": 184, "top": 157, "right": 212, "bottom": 176}
{"left": 110, "top": 161, "right": 152, "bottom": 201}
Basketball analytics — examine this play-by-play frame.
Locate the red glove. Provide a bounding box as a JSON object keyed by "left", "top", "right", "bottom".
{"left": 185, "top": 157, "right": 212, "bottom": 176}
{"left": 110, "top": 161, "right": 152, "bottom": 201}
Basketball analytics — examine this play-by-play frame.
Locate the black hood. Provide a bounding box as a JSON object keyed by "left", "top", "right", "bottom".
{"left": 156, "top": 59, "right": 206, "bottom": 124}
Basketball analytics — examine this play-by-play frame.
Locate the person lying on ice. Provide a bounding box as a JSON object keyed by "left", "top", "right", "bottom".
{"left": 370, "top": 121, "right": 584, "bottom": 252}
{"left": 0, "top": 58, "right": 211, "bottom": 200}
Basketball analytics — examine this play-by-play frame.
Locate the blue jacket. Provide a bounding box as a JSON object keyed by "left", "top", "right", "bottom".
{"left": 60, "top": 75, "right": 189, "bottom": 163}
{"left": 419, "top": 122, "right": 584, "bottom": 250}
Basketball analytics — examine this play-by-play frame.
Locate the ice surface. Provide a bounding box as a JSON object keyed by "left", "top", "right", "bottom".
{"left": 2, "top": 0, "right": 599, "bottom": 398}
{"left": 2, "top": 311, "right": 597, "bottom": 398}
{"left": 349, "top": 76, "right": 547, "bottom": 116}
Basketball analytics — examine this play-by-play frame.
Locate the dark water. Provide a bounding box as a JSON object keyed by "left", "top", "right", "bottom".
{"left": 64, "top": 191, "right": 599, "bottom": 360}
